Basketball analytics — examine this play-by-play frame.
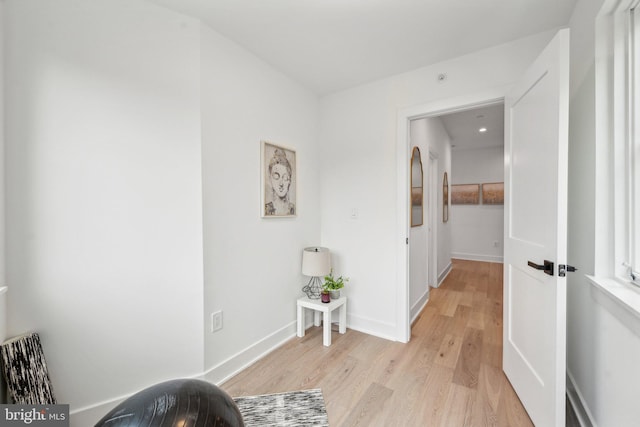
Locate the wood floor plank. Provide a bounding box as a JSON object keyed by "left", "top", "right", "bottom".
{"left": 482, "top": 341, "right": 503, "bottom": 369}
{"left": 488, "top": 262, "right": 503, "bottom": 301}
{"left": 382, "top": 372, "right": 428, "bottom": 426}
{"left": 453, "top": 327, "right": 484, "bottom": 389}
{"left": 475, "top": 364, "right": 504, "bottom": 420}
{"left": 434, "top": 333, "right": 463, "bottom": 369}
{"left": 468, "top": 309, "right": 485, "bottom": 330}
{"left": 340, "top": 382, "right": 393, "bottom": 427}
{"left": 471, "top": 392, "right": 500, "bottom": 427}
{"left": 422, "top": 313, "right": 451, "bottom": 351}
{"left": 221, "top": 260, "right": 545, "bottom": 426}
{"left": 440, "top": 289, "right": 462, "bottom": 316}
{"left": 416, "top": 365, "right": 455, "bottom": 425}
{"left": 411, "top": 304, "right": 439, "bottom": 332}
{"left": 459, "top": 289, "right": 474, "bottom": 307}
{"left": 441, "top": 383, "right": 476, "bottom": 427}
{"left": 395, "top": 338, "right": 437, "bottom": 377}
{"left": 497, "top": 376, "right": 534, "bottom": 426}
{"left": 484, "top": 298, "right": 503, "bottom": 345}
{"left": 447, "top": 304, "right": 473, "bottom": 337}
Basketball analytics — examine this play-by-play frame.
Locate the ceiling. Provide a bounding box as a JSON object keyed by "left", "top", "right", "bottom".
{"left": 149, "top": 0, "right": 576, "bottom": 95}
{"left": 439, "top": 103, "right": 505, "bottom": 150}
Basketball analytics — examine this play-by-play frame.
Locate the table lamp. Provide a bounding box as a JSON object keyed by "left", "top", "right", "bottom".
{"left": 301, "top": 247, "right": 331, "bottom": 299}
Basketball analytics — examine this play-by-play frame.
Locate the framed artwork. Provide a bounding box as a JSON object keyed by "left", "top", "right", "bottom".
{"left": 482, "top": 182, "right": 504, "bottom": 205}
{"left": 443, "top": 172, "right": 449, "bottom": 222}
{"left": 261, "top": 141, "right": 296, "bottom": 217}
{"left": 451, "top": 184, "right": 480, "bottom": 205}
{"left": 410, "top": 147, "right": 423, "bottom": 227}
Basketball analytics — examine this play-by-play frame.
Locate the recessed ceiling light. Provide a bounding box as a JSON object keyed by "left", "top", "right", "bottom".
{"left": 479, "top": 127, "right": 487, "bottom": 133}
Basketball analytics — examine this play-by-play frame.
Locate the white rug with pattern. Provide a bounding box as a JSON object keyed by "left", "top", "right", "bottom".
{"left": 234, "top": 388, "right": 329, "bottom": 426}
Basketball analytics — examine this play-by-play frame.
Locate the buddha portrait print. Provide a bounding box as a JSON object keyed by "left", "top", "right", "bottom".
{"left": 261, "top": 141, "right": 296, "bottom": 217}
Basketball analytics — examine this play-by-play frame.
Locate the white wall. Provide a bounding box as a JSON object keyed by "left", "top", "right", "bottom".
{"left": 409, "top": 117, "right": 452, "bottom": 319}
{"left": 451, "top": 146, "right": 504, "bottom": 262}
{"left": 0, "top": 0, "right": 5, "bottom": 290}
{"left": 318, "top": 32, "right": 554, "bottom": 340}
{"left": 4, "top": 0, "right": 204, "bottom": 422}
{"left": 199, "top": 26, "right": 320, "bottom": 383}
{"left": 0, "top": 0, "right": 6, "bottom": 405}
{"left": 566, "top": 0, "right": 640, "bottom": 425}
{"left": 409, "top": 117, "right": 451, "bottom": 298}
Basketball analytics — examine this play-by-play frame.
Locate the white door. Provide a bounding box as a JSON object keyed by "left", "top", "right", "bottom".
{"left": 503, "top": 29, "right": 569, "bottom": 427}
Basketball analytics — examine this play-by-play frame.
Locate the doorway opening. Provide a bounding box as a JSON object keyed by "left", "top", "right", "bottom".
{"left": 440, "top": 103, "right": 505, "bottom": 264}
{"left": 395, "top": 89, "right": 506, "bottom": 343}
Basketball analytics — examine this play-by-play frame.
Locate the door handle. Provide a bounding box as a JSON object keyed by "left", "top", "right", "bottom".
{"left": 527, "top": 260, "right": 554, "bottom": 276}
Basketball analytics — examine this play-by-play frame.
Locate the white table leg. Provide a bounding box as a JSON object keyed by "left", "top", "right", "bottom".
{"left": 297, "top": 304, "right": 304, "bottom": 337}
{"left": 339, "top": 300, "right": 347, "bottom": 334}
{"left": 323, "top": 310, "right": 331, "bottom": 346}
{"left": 314, "top": 310, "right": 321, "bottom": 327}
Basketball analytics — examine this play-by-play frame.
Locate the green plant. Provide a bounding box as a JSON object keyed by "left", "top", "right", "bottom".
{"left": 323, "top": 270, "right": 349, "bottom": 291}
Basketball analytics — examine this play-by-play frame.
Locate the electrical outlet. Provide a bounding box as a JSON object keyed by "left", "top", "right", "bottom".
{"left": 211, "top": 311, "right": 223, "bottom": 333}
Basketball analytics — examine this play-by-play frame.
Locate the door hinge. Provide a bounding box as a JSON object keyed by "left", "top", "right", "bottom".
{"left": 406, "top": 237, "right": 409, "bottom": 245}
{"left": 558, "top": 264, "right": 577, "bottom": 277}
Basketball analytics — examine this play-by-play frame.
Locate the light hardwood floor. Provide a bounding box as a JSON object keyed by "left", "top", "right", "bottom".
{"left": 222, "top": 259, "right": 534, "bottom": 426}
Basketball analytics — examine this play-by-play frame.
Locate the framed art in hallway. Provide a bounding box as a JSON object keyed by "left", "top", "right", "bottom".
{"left": 482, "top": 182, "right": 504, "bottom": 205}
{"left": 451, "top": 184, "right": 480, "bottom": 205}
{"left": 261, "top": 141, "right": 297, "bottom": 218}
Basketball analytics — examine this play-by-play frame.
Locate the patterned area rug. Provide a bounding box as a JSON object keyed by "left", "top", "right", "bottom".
{"left": 233, "top": 388, "right": 329, "bottom": 426}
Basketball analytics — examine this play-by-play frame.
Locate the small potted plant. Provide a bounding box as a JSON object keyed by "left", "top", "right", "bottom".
{"left": 323, "top": 270, "right": 349, "bottom": 299}
{"left": 320, "top": 290, "right": 331, "bottom": 303}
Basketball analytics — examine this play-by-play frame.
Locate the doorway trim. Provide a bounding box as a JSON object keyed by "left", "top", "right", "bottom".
{"left": 395, "top": 86, "right": 509, "bottom": 342}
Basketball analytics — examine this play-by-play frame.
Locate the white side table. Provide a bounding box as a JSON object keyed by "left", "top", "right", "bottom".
{"left": 296, "top": 296, "right": 347, "bottom": 346}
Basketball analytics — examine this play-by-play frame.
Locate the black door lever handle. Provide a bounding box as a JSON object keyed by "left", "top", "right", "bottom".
{"left": 527, "top": 261, "right": 545, "bottom": 270}
{"left": 528, "top": 260, "right": 554, "bottom": 276}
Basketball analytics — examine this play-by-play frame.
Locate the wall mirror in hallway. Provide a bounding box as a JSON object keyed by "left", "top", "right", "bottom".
{"left": 411, "top": 147, "right": 424, "bottom": 227}
{"left": 443, "top": 171, "right": 449, "bottom": 222}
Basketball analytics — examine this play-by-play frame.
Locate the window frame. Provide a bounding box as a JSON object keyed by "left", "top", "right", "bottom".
{"left": 630, "top": 7, "right": 640, "bottom": 282}
{"left": 590, "top": 0, "right": 640, "bottom": 319}
{"left": 615, "top": 4, "right": 640, "bottom": 285}
{"left": 595, "top": 0, "right": 640, "bottom": 282}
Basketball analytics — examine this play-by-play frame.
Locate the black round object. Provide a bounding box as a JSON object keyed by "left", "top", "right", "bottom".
{"left": 95, "top": 378, "right": 244, "bottom": 427}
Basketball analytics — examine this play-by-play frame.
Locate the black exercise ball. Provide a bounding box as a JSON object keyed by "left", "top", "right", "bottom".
{"left": 95, "top": 378, "right": 244, "bottom": 427}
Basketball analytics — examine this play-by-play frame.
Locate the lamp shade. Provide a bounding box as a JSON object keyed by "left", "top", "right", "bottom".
{"left": 302, "top": 247, "right": 331, "bottom": 277}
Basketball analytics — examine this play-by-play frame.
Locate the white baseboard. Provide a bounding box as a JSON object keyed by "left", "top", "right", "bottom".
{"left": 451, "top": 252, "right": 503, "bottom": 263}
{"left": 203, "top": 321, "right": 297, "bottom": 385}
{"left": 347, "top": 313, "right": 396, "bottom": 342}
{"left": 436, "top": 262, "right": 452, "bottom": 288}
{"left": 410, "top": 290, "right": 429, "bottom": 323}
{"left": 70, "top": 370, "right": 205, "bottom": 426}
{"left": 70, "top": 324, "right": 296, "bottom": 426}
{"left": 566, "top": 370, "right": 596, "bottom": 427}
{"left": 69, "top": 312, "right": 397, "bottom": 425}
